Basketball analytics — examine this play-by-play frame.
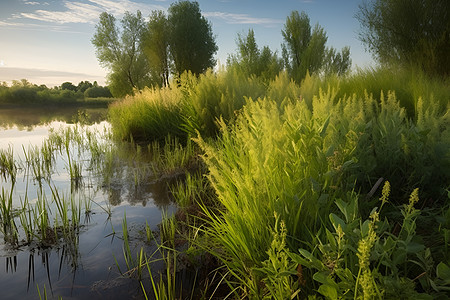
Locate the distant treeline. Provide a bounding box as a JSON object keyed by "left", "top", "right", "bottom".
{"left": 0, "top": 79, "right": 114, "bottom": 105}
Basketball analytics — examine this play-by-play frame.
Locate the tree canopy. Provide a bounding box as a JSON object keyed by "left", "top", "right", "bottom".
{"left": 282, "top": 11, "right": 351, "bottom": 81}
{"left": 92, "top": 11, "right": 151, "bottom": 97}
{"left": 142, "top": 10, "right": 171, "bottom": 87}
{"left": 168, "top": 1, "right": 218, "bottom": 76}
{"left": 356, "top": 0, "right": 450, "bottom": 76}
{"left": 227, "top": 29, "right": 283, "bottom": 82}
{"left": 92, "top": 1, "right": 218, "bottom": 95}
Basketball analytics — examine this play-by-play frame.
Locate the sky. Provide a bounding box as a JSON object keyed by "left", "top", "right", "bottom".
{"left": 0, "top": 0, "right": 375, "bottom": 87}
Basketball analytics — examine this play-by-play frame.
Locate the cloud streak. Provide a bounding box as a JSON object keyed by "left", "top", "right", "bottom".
{"left": 5, "top": 0, "right": 165, "bottom": 26}
{"left": 204, "top": 11, "right": 283, "bottom": 26}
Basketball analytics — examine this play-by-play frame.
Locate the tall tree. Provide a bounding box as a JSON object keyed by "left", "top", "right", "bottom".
{"left": 92, "top": 11, "right": 151, "bottom": 97}
{"left": 356, "top": 0, "right": 450, "bottom": 76}
{"left": 282, "top": 11, "right": 351, "bottom": 81}
{"left": 168, "top": 1, "right": 218, "bottom": 76}
{"left": 228, "top": 29, "right": 283, "bottom": 81}
{"left": 142, "top": 10, "right": 171, "bottom": 87}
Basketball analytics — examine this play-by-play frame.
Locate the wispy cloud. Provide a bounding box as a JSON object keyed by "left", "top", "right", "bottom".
{"left": 4, "top": 0, "right": 165, "bottom": 26}
{"left": 204, "top": 11, "right": 283, "bottom": 26}
{"left": 0, "top": 19, "right": 86, "bottom": 34}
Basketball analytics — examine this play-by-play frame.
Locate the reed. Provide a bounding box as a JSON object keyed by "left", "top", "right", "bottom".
{"left": 0, "top": 187, "right": 19, "bottom": 245}
{"left": 142, "top": 251, "right": 179, "bottom": 300}
{"left": 0, "top": 145, "right": 17, "bottom": 184}
{"left": 149, "top": 136, "right": 198, "bottom": 178}
{"left": 19, "top": 195, "right": 35, "bottom": 244}
{"left": 159, "top": 211, "right": 176, "bottom": 249}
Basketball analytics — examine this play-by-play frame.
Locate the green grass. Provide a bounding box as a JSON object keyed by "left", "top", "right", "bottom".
{"left": 109, "top": 86, "right": 187, "bottom": 144}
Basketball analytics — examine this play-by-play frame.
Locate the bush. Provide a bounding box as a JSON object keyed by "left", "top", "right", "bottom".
{"left": 84, "top": 86, "right": 112, "bottom": 98}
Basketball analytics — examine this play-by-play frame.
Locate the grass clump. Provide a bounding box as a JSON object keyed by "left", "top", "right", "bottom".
{"left": 109, "top": 86, "right": 187, "bottom": 144}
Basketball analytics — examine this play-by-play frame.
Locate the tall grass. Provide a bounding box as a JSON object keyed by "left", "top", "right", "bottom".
{"left": 300, "top": 67, "right": 450, "bottom": 118}
{"left": 194, "top": 88, "right": 448, "bottom": 297}
{"left": 109, "top": 86, "right": 187, "bottom": 144}
{"left": 183, "top": 68, "right": 266, "bottom": 137}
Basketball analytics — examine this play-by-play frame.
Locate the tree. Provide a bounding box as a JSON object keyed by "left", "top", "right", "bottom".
{"left": 228, "top": 29, "right": 283, "bottom": 81}
{"left": 84, "top": 86, "right": 112, "bottom": 98}
{"left": 168, "top": 1, "right": 218, "bottom": 76}
{"left": 356, "top": 0, "right": 450, "bottom": 76}
{"left": 281, "top": 11, "right": 351, "bottom": 81}
{"left": 76, "top": 81, "right": 93, "bottom": 93}
{"left": 61, "top": 82, "right": 77, "bottom": 91}
{"left": 92, "top": 11, "right": 151, "bottom": 97}
{"left": 322, "top": 46, "right": 352, "bottom": 76}
{"left": 142, "top": 10, "right": 171, "bottom": 87}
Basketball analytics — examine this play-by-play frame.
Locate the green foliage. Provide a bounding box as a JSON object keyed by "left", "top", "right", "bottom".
{"left": 142, "top": 10, "right": 171, "bottom": 87}
{"left": 84, "top": 86, "right": 112, "bottom": 98}
{"left": 300, "top": 66, "right": 450, "bottom": 121}
{"left": 0, "top": 80, "right": 112, "bottom": 105}
{"left": 290, "top": 183, "right": 450, "bottom": 299}
{"left": 227, "top": 29, "right": 283, "bottom": 82}
{"left": 356, "top": 0, "right": 450, "bottom": 77}
{"left": 105, "top": 63, "right": 449, "bottom": 298}
{"left": 168, "top": 1, "right": 218, "bottom": 76}
{"left": 92, "top": 11, "right": 152, "bottom": 97}
{"left": 185, "top": 68, "right": 266, "bottom": 137}
{"left": 108, "top": 86, "right": 186, "bottom": 143}
{"left": 282, "top": 11, "right": 351, "bottom": 81}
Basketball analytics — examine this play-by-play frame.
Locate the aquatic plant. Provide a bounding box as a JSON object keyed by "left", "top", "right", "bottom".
{"left": 0, "top": 187, "right": 19, "bottom": 245}
{"left": 0, "top": 145, "right": 17, "bottom": 184}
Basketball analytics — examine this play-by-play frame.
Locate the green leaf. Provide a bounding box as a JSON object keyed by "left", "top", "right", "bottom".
{"left": 297, "top": 249, "right": 326, "bottom": 270}
{"left": 329, "top": 213, "right": 346, "bottom": 233}
{"left": 319, "top": 115, "right": 331, "bottom": 137}
{"left": 406, "top": 242, "right": 425, "bottom": 253}
{"left": 325, "top": 228, "right": 337, "bottom": 248}
{"left": 436, "top": 262, "right": 450, "bottom": 284}
{"left": 318, "top": 284, "right": 338, "bottom": 300}
{"left": 361, "top": 219, "right": 370, "bottom": 236}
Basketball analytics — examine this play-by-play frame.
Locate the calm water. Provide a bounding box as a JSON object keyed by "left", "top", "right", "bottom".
{"left": 0, "top": 107, "right": 175, "bottom": 299}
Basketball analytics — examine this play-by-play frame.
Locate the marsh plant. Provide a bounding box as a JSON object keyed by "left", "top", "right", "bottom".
{"left": 0, "top": 123, "right": 119, "bottom": 250}
{"left": 111, "top": 67, "right": 448, "bottom": 298}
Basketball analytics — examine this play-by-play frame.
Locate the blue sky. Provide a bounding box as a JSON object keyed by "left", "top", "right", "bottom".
{"left": 0, "top": 0, "right": 374, "bottom": 87}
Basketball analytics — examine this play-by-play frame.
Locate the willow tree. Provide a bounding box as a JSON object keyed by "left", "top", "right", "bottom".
{"left": 168, "top": 1, "right": 218, "bottom": 76}
{"left": 92, "top": 11, "right": 151, "bottom": 97}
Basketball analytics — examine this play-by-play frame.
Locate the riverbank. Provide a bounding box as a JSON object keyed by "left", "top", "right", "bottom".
{"left": 108, "top": 67, "right": 450, "bottom": 298}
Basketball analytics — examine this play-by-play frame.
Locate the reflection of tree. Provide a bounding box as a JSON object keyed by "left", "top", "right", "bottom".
{"left": 149, "top": 180, "right": 172, "bottom": 209}
{"left": 107, "top": 186, "right": 123, "bottom": 206}
{"left": 0, "top": 107, "right": 108, "bottom": 129}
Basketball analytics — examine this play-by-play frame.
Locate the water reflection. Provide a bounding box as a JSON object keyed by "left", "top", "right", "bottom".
{"left": 0, "top": 106, "right": 108, "bottom": 129}
{"left": 0, "top": 108, "right": 175, "bottom": 299}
